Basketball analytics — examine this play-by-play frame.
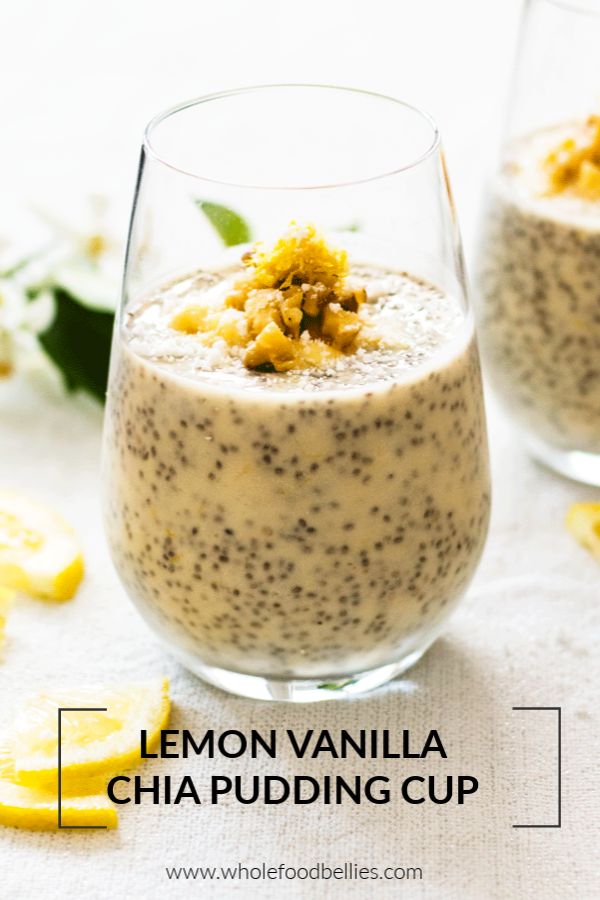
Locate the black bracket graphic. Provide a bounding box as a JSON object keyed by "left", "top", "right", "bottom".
{"left": 511, "top": 706, "right": 562, "bottom": 829}
{"left": 57, "top": 707, "right": 108, "bottom": 829}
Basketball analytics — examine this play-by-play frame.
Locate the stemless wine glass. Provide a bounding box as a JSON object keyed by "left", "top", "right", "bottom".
{"left": 102, "top": 85, "right": 490, "bottom": 701}
{"left": 474, "top": 0, "right": 600, "bottom": 485}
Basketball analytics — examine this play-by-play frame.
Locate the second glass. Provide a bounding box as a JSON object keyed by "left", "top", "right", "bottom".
{"left": 475, "top": 0, "right": 600, "bottom": 485}
{"left": 103, "top": 86, "right": 490, "bottom": 701}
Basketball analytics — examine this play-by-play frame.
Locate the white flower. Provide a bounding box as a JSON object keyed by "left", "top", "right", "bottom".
{"left": 0, "top": 194, "right": 128, "bottom": 404}
{"left": 0, "top": 279, "right": 53, "bottom": 379}
{"left": 30, "top": 194, "right": 123, "bottom": 282}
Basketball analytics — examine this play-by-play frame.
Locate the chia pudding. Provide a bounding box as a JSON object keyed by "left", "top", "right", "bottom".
{"left": 103, "top": 256, "right": 490, "bottom": 680}
{"left": 475, "top": 124, "right": 600, "bottom": 453}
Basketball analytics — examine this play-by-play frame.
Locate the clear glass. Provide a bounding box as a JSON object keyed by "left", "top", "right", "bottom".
{"left": 102, "top": 85, "right": 490, "bottom": 701}
{"left": 474, "top": 0, "right": 600, "bottom": 485}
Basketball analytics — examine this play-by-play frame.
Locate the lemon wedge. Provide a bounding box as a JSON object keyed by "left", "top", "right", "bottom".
{"left": 566, "top": 502, "right": 600, "bottom": 559}
{"left": 0, "top": 491, "right": 84, "bottom": 600}
{"left": 0, "top": 746, "right": 116, "bottom": 830}
{"left": 12, "top": 678, "right": 170, "bottom": 789}
{"left": 0, "top": 585, "right": 15, "bottom": 642}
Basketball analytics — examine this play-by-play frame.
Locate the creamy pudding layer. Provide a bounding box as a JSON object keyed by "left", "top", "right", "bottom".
{"left": 476, "top": 125, "right": 600, "bottom": 452}
{"left": 103, "top": 262, "right": 489, "bottom": 678}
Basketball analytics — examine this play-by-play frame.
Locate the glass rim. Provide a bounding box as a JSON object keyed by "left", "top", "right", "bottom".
{"left": 143, "top": 83, "right": 441, "bottom": 191}
{"left": 539, "top": 0, "right": 600, "bottom": 16}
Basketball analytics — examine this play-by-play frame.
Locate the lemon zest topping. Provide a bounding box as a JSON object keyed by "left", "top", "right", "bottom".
{"left": 171, "top": 223, "right": 372, "bottom": 372}
{"left": 544, "top": 116, "right": 600, "bottom": 199}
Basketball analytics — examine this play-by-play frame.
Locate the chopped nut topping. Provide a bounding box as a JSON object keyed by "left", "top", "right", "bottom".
{"left": 243, "top": 320, "right": 296, "bottom": 372}
{"left": 544, "top": 115, "right": 600, "bottom": 199}
{"left": 170, "top": 305, "right": 208, "bottom": 334}
{"left": 171, "top": 223, "right": 374, "bottom": 372}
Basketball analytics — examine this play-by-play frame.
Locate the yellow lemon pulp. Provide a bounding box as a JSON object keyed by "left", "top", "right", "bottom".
{"left": 0, "top": 585, "right": 15, "bottom": 642}
{"left": 566, "top": 502, "right": 600, "bottom": 559}
{"left": 0, "top": 511, "right": 43, "bottom": 552}
{"left": 0, "top": 491, "right": 84, "bottom": 600}
{"left": 12, "top": 678, "right": 170, "bottom": 789}
{"left": 0, "top": 746, "right": 117, "bottom": 830}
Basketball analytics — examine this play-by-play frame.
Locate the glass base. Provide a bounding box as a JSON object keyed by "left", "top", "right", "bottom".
{"left": 524, "top": 433, "right": 600, "bottom": 487}
{"left": 166, "top": 643, "right": 432, "bottom": 702}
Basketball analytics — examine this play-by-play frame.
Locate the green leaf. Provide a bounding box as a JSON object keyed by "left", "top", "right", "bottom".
{"left": 38, "top": 287, "right": 115, "bottom": 402}
{"left": 197, "top": 201, "right": 252, "bottom": 246}
{"left": 317, "top": 679, "right": 358, "bottom": 691}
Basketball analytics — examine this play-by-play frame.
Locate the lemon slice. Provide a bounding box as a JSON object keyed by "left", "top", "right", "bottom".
{"left": 0, "top": 585, "right": 15, "bottom": 642}
{"left": 12, "top": 678, "right": 170, "bottom": 789}
{"left": 0, "top": 747, "right": 116, "bottom": 830}
{"left": 0, "top": 491, "right": 84, "bottom": 600}
{"left": 566, "top": 502, "right": 600, "bottom": 559}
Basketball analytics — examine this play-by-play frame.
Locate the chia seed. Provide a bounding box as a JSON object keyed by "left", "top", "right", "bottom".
{"left": 103, "top": 263, "right": 490, "bottom": 678}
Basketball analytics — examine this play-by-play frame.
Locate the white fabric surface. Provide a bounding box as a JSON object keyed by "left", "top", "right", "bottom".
{"left": 1, "top": 1, "right": 599, "bottom": 898}
{"left": 1, "top": 375, "right": 598, "bottom": 900}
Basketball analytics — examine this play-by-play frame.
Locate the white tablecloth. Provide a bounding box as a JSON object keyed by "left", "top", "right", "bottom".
{"left": 2, "top": 1, "right": 599, "bottom": 897}
{"left": 1, "top": 378, "right": 598, "bottom": 899}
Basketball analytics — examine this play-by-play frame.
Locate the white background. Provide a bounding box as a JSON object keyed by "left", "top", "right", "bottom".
{"left": 1, "top": 0, "right": 523, "bottom": 254}
{"left": 2, "top": 2, "right": 599, "bottom": 899}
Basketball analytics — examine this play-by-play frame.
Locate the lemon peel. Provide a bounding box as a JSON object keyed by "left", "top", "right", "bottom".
{"left": 0, "top": 746, "right": 116, "bottom": 830}
{"left": 0, "top": 491, "right": 84, "bottom": 601}
{"left": 566, "top": 502, "right": 600, "bottom": 560}
{"left": 12, "top": 678, "right": 170, "bottom": 790}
